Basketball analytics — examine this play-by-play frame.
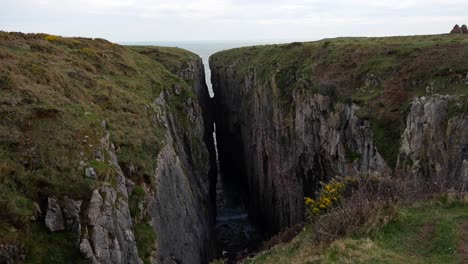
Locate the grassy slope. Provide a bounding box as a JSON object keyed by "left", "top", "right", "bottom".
{"left": 210, "top": 34, "right": 468, "bottom": 167}
{"left": 245, "top": 200, "right": 468, "bottom": 264}
{"left": 0, "top": 32, "right": 198, "bottom": 262}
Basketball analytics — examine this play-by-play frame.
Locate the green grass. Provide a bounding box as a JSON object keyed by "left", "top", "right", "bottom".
{"left": 244, "top": 200, "right": 468, "bottom": 264}
{"left": 134, "top": 222, "right": 157, "bottom": 264}
{"left": 23, "top": 223, "right": 88, "bottom": 264}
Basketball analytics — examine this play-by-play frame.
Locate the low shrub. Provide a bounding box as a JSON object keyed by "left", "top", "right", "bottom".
{"left": 305, "top": 175, "right": 404, "bottom": 243}
{"left": 0, "top": 71, "right": 14, "bottom": 89}
{"left": 44, "top": 35, "right": 59, "bottom": 42}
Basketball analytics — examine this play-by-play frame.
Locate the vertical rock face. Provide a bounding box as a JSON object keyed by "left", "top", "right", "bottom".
{"left": 79, "top": 133, "right": 141, "bottom": 264}
{"left": 210, "top": 64, "right": 389, "bottom": 233}
{"left": 397, "top": 95, "right": 468, "bottom": 188}
{"left": 210, "top": 36, "right": 468, "bottom": 236}
{"left": 144, "top": 56, "right": 217, "bottom": 264}
{"left": 78, "top": 55, "right": 217, "bottom": 264}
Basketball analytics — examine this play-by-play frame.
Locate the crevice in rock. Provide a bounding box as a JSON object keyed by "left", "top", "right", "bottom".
{"left": 206, "top": 70, "right": 265, "bottom": 263}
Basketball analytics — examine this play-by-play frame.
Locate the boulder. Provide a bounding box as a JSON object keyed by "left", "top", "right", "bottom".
{"left": 85, "top": 167, "right": 97, "bottom": 179}
{"left": 462, "top": 24, "right": 468, "bottom": 33}
{"left": 451, "top": 24, "right": 462, "bottom": 34}
{"left": 45, "top": 197, "right": 65, "bottom": 232}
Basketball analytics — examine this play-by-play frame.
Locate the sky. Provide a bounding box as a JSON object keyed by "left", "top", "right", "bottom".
{"left": 1, "top": 0, "right": 468, "bottom": 42}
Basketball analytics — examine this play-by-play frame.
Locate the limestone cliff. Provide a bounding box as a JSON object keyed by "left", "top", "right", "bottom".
{"left": 397, "top": 95, "right": 468, "bottom": 188}
{"left": 210, "top": 35, "right": 468, "bottom": 234}
{"left": 0, "top": 32, "right": 216, "bottom": 264}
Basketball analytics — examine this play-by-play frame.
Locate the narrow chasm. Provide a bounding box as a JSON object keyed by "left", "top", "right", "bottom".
{"left": 193, "top": 53, "right": 266, "bottom": 262}
{"left": 214, "top": 123, "right": 264, "bottom": 261}
{"left": 197, "top": 60, "right": 265, "bottom": 263}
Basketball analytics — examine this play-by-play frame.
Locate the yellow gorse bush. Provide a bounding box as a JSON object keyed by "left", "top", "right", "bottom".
{"left": 44, "top": 35, "right": 59, "bottom": 42}
{"left": 305, "top": 177, "right": 358, "bottom": 217}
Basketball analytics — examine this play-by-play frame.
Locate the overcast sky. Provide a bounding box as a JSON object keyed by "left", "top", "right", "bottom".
{"left": 1, "top": 0, "right": 467, "bottom": 42}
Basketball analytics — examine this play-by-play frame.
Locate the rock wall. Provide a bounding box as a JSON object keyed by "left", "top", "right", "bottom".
{"left": 210, "top": 64, "right": 389, "bottom": 233}
{"left": 131, "top": 56, "right": 217, "bottom": 263}
{"left": 79, "top": 132, "right": 141, "bottom": 264}
{"left": 146, "top": 57, "right": 217, "bottom": 262}
{"left": 397, "top": 95, "right": 468, "bottom": 188}
{"left": 210, "top": 41, "right": 468, "bottom": 235}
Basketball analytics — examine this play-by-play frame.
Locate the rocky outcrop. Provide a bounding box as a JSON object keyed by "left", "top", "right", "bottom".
{"left": 397, "top": 95, "right": 468, "bottom": 188}
{"left": 210, "top": 64, "right": 389, "bottom": 233}
{"left": 462, "top": 25, "right": 468, "bottom": 33}
{"left": 72, "top": 132, "right": 141, "bottom": 264}
{"left": 451, "top": 24, "right": 462, "bottom": 34}
{"left": 451, "top": 24, "right": 468, "bottom": 34}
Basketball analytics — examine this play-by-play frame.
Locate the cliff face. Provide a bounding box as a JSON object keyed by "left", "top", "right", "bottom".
{"left": 397, "top": 95, "right": 468, "bottom": 188}
{"left": 211, "top": 65, "right": 389, "bottom": 233}
{"left": 210, "top": 35, "right": 468, "bottom": 234}
{"left": 140, "top": 54, "right": 217, "bottom": 264}
{"left": 0, "top": 33, "right": 216, "bottom": 264}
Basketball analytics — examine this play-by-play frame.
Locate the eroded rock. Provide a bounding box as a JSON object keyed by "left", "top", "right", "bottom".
{"left": 85, "top": 167, "right": 97, "bottom": 179}
{"left": 451, "top": 24, "right": 463, "bottom": 33}
{"left": 462, "top": 24, "right": 468, "bottom": 33}
{"left": 397, "top": 95, "right": 468, "bottom": 188}
{"left": 62, "top": 196, "right": 82, "bottom": 233}
{"left": 45, "top": 197, "right": 65, "bottom": 232}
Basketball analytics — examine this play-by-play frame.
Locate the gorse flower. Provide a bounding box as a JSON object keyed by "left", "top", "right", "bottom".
{"left": 44, "top": 35, "right": 59, "bottom": 42}
{"left": 304, "top": 177, "right": 352, "bottom": 218}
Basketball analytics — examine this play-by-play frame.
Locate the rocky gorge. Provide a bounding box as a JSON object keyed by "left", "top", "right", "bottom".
{"left": 210, "top": 34, "right": 468, "bottom": 235}
{"left": 1, "top": 31, "right": 468, "bottom": 264}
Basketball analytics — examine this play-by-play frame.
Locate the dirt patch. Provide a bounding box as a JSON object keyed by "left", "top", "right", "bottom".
{"left": 458, "top": 221, "right": 468, "bottom": 263}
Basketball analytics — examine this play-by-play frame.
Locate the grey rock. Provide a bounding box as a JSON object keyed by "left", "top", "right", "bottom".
{"left": 62, "top": 196, "right": 82, "bottom": 233}
{"left": 81, "top": 130, "right": 141, "bottom": 264}
{"left": 85, "top": 167, "right": 97, "bottom": 179}
{"left": 0, "top": 244, "right": 25, "bottom": 264}
{"left": 45, "top": 197, "right": 65, "bottom": 232}
{"left": 87, "top": 189, "right": 103, "bottom": 226}
{"left": 79, "top": 239, "right": 94, "bottom": 259}
{"left": 397, "top": 95, "right": 468, "bottom": 189}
